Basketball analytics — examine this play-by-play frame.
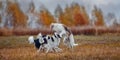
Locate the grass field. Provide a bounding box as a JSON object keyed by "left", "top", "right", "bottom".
{"left": 0, "top": 34, "right": 120, "bottom": 60}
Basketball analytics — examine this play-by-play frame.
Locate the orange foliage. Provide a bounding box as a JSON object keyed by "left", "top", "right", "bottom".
{"left": 40, "top": 10, "right": 55, "bottom": 27}
{"left": 59, "top": 3, "right": 89, "bottom": 26}
{"left": 7, "top": 3, "right": 27, "bottom": 28}
{"left": 92, "top": 6, "right": 104, "bottom": 26}
{"left": 80, "top": 6, "right": 89, "bottom": 25}
{"left": 72, "top": 3, "right": 89, "bottom": 26}
{"left": 59, "top": 6, "right": 74, "bottom": 26}
{"left": 73, "top": 13, "right": 85, "bottom": 26}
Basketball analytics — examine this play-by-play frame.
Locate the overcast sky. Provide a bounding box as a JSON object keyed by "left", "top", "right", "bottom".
{"left": 17, "top": 0, "right": 120, "bottom": 20}
{"left": 35, "top": 0, "right": 120, "bottom": 19}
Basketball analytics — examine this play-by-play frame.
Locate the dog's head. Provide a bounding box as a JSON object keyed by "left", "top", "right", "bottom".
{"left": 37, "top": 33, "right": 42, "bottom": 39}
{"left": 37, "top": 33, "right": 44, "bottom": 43}
{"left": 50, "top": 23, "right": 64, "bottom": 33}
{"left": 28, "top": 36, "right": 34, "bottom": 44}
{"left": 50, "top": 23, "right": 71, "bottom": 36}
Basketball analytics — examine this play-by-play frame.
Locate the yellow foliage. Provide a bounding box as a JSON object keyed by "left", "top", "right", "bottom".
{"left": 7, "top": 3, "right": 27, "bottom": 28}
{"left": 92, "top": 6, "right": 104, "bottom": 26}
{"left": 40, "top": 10, "right": 55, "bottom": 27}
{"left": 59, "top": 4, "right": 90, "bottom": 26}
{"left": 72, "top": 4, "right": 89, "bottom": 26}
{"left": 59, "top": 6, "right": 74, "bottom": 26}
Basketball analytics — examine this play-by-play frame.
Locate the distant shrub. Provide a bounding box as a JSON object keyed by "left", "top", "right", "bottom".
{"left": 0, "top": 26, "right": 119, "bottom": 36}
{"left": 0, "top": 28, "right": 13, "bottom": 36}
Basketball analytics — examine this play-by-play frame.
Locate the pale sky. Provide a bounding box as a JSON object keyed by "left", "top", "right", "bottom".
{"left": 17, "top": 0, "right": 120, "bottom": 19}
{"left": 1, "top": 0, "right": 120, "bottom": 28}
{"left": 35, "top": 0, "right": 120, "bottom": 20}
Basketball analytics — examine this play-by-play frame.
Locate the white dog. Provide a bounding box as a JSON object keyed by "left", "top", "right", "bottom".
{"left": 50, "top": 23, "right": 78, "bottom": 49}
{"left": 28, "top": 33, "right": 62, "bottom": 53}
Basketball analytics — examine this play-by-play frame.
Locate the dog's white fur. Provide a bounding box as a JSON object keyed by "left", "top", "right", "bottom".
{"left": 50, "top": 23, "right": 78, "bottom": 49}
{"left": 28, "top": 36, "right": 45, "bottom": 52}
{"left": 28, "top": 33, "right": 62, "bottom": 53}
{"left": 37, "top": 33, "right": 44, "bottom": 43}
{"left": 28, "top": 36, "right": 34, "bottom": 44}
{"left": 38, "top": 33, "right": 62, "bottom": 53}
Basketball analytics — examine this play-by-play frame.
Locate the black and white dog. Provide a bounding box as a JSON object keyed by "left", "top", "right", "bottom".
{"left": 28, "top": 33, "right": 62, "bottom": 53}
{"left": 50, "top": 23, "right": 78, "bottom": 49}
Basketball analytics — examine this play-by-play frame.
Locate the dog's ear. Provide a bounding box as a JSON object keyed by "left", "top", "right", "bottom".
{"left": 50, "top": 23, "right": 55, "bottom": 28}
{"left": 37, "top": 33, "right": 42, "bottom": 38}
{"left": 63, "top": 25, "right": 71, "bottom": 35}
{"left": 50, "top": 23, "right": 55, "bottom": 32}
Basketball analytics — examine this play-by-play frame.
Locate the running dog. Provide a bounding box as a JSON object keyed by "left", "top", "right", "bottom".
{"left": 50, "top": 23, "right": 78, "bottom": 49}
{"left": 28, "top": 33, "right": 62, "bottom": 53}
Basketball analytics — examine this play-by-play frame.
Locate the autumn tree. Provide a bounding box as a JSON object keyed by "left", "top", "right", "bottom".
{"left": 57, "top": 5, "right": 75, "bottom": 26}
{"left": 71, "top": 3, "right": 89, "bottom": 26}
{"left": 92, "top": 6, "right": 104, "bottom": 26}
{"left": 0, "top": 0, "right": 14, "bottom": 28}
{"left": 107, "top": 13, "right": 119, "bottom": 27}
{"left": 54, "top": 4, "right": 63, "bottom": 22}
{"left": 54, "top": 3, "right": 90, "bottom": 26}
{"left": 55, "top": 5, "right": 62, "bottom": 17}
{"left": 80, "top": 6, "right": 89, "bottom": 25}
{"left": 7, "top": 2, "right": 27, "bottom": 28}
{"left": 40, "top": 8, "right": 55, "bottom": 27}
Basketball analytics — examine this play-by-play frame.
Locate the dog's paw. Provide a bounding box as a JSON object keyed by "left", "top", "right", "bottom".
{"left": 58, "top": 49, "right": 63, "bottom": 53}
{"left": 37, "top": 50, "right": 40, "bottom": 53}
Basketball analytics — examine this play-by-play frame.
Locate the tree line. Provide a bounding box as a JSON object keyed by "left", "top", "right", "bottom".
{"left": 0, "top": 1, "right": 118, "bottom": 29}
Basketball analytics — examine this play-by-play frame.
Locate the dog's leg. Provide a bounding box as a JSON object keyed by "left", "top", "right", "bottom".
{"left": 53, "top": 47, "right": 58, "bottom": 52}
{"left": 56, "top": 47, "right": 62, "bottom": 52}
{"left": 63, "top": 36, "right": 67, "bottom": 45}
{"left": 54, "top": 47, "right": 62, "bottom": 53}
{"left": 45, "top": 46, "right": 50, "bottom": 53}
{"left": 63, "top": 36, "right": 70, "bottom": 47}
{"left": 37, "top": 46, "right": 42, "bottom": 53}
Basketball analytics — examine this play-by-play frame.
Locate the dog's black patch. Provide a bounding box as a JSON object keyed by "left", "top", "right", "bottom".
{"left": 43, "top": 38, "right": 47, "bottom": 44}
{"left": 54, "top": 34, "right": 57, "bottom": 38}
{"left": 48, "top": 36, "right": 50, "bottom": 39}
{"left": 54, "top": 34, "right": 61, "bottom": 38}
{"left": 64, "top": 25, "right": 72, "bottom": 36}
{"left": 34, "top": 39, "right": 41, "bottom": 49}
{"left": 42, "top": 35, "right": 47, "bottom": 37}
{"left": 34, "top": 38, "right": 48, "bottom": 49}
{"left": 57, "top": 35, "right": 61, "bottom": 38}
{"left": 51, "top": 37, "right": 54, "bottom": 42}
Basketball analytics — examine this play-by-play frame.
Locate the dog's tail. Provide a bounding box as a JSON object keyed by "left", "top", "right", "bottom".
{"left": 73, "top": 44, "right": 78, "bottom": 46}
{"left": 69, "top": 34, "right": 78, "bottom": 46}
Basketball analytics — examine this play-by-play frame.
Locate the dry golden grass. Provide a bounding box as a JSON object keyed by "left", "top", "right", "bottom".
{"left": 0, "top": 34, "right": 120, "bottom": 60}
